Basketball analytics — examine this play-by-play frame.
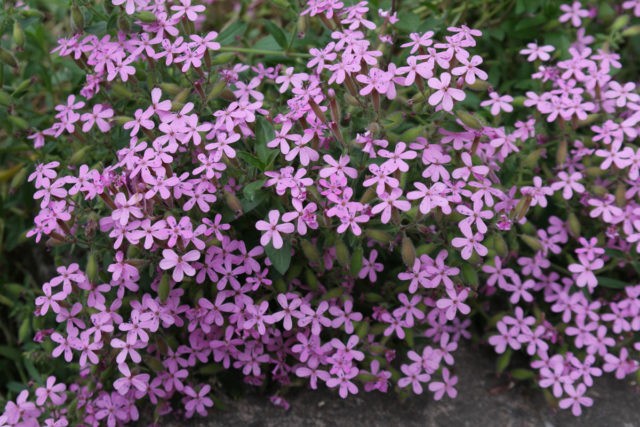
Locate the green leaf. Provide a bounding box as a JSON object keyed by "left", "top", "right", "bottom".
{"left": 255, "top": 117, "right": 275, "bottom": 163}
{"left": 597, "top": 276, "right": 630, "bottom": 289}
{"left": 236, "top": 151, "right": 265, "bottom": 171}
{"left": 263, "top": 20, "right": 288, "bottom": 49}
{"left": 217, "top": 21, "right": 247, "bottom": 45}
{"left": 496, "top": 348, "right": 512, "bottom": 374}
{"left": 242, "top": 180, "right": 266, "bottom": 201}
{"left": 511, "top": 368, "right": 534, "bottom": 380}
{"left": 0, "top": 345, "right": 21, "bottom": 362}
{"left": 265, "top": 241, "right": 292, "bottom": 275}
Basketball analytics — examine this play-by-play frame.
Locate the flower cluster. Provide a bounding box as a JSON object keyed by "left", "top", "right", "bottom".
{"left": 2, "top": 0, "right": 640, "bottom": 425}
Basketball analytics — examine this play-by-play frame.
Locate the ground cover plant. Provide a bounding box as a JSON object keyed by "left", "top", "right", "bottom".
{"left": 1, "top": 0, "right": 640, "bottom": 425}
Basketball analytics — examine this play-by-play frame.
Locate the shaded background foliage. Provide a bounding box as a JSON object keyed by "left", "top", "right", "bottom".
{"left": 0, "top": 0, "right": 639, "bottom": 406}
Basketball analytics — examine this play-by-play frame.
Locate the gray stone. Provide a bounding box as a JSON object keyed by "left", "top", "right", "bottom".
{"left": 161, "top": 344, "right": 640, "bottom": 427}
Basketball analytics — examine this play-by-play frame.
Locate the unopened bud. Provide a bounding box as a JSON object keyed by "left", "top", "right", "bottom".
{"left": 9, "top": 167, "right": 27, "bottom": 191}
{"left": 86, "top": 252, "right": 99, "bottom": 283}
{"left": 520, "top": 234, "right": 542, "bottom": 252}
{"left": 611, "top": 15, "right": 630, "bottom": 32}
{"left": 468, "top": 79, "right": 489, "bottom": 91}
{"left": 401, "top": 235, "right": 416, "bottom": 267}
{"left": 0, "top": 47, "right": 18, "bottom": 68}
{"left": 159, "top": 83, "right": 182, "bottom": 96}
{"left": 211, "top": 52, "right": 236, "bottom": 65}
{"left": 523, "top": 149, "right": 542, "bottom": 169}
{"left": 300, "top": 240, "right": 321, "bottom": 264}
{"left": 334, "top": 239, "right": 350, "bottom": 268}
{"left": 351, "top": 246, "right": 363, "bottom": 276}
{"left": 456, "top": 110, "right": 483, "bottom": 130}
{"left": 13, "top": 21, "right": 25, "bottom": 48}
{"left": 135, "top": 11, "right": 157, "bottom": 23}
{"left": 224, "top": 191, "right": 243, "bottom": 215}
{"left": 207, "top": 79, "right": 227, "bottom": 102}
{"left": 556, "top": 140, "right": 568, "bottom": 166}
{"left": 8, "top": 115, "right": 28, "bottom": 130}
{"left": 158, "top": 273, "right": 171, "bottom": 302}
{"left": 568, "top": 212, "right": 581, "bottom": 238}
{"left": 365, "top": 229, "right": 393, "bottom": 244}
{"left": 622, "top": 25, "right": 640, "bottom": 37}
{"left": 493, "top": 234, "right": 508, "bottom": 257}
{"left": 71, "top": 4, "right": 85, "bottom": 33}
{"left": 69, "top": 146, "right": 90, "bottom": 164}
{"left": 615, "top": 181, "right": 627, "bottom": 207}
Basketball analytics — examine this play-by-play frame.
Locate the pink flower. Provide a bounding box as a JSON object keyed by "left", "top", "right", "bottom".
{"left": 184, "top": 385, "right": 214, "bottom": 418}
{"left": 452, "top": 227, "right": 488, "bottom": 260}
{"left": 35, "top": 376, "right": 67, "bottom": 406}
{"left": 428, "top": 368, "right": 458, "bottom": 400}
{"left": 481, "top": 91, "right": 514, "bottom": 116}
{"left": 359, "top": 250, "right": 384, "bottom": 282}
{"left": 559, "top": 2, "right": 590, "bottom": 27}
{"left": 255, "top": 210, "right": 295, "bottom": 249}
{"left": 427, "top": 72, "right": 465, "bottom": 112}
{"left": 371, "top": 189, "right": 411, "bottom": 224}
{"left": 559, "top": 383, "right": 593, "bottom": 416}
{"left": 159, "top": 249, "right": 200, "bottom": 282}
{"left": 520, "top": 43, "right": 555, "bottom": 62}
{"left": 436, "top": 287, "right": 471, "bottom": 320}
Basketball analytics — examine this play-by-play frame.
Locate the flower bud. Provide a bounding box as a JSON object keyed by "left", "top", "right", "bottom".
{"left": 520, "top": 234, "right": 542, "bottom": 252}
{"left": 9, "top": 166, "right": 27, "bottom": 191}
{"left": 224, "top": 191, "right": 243, "bottom": 216}
{"left": 0, "top": 163, "right": 24, "bottom": 183}
{"left": 345, "top": 93, "right": 360, "bottom": 107}
{"left": 127, "top": 245, "right": 141, "bottom": 259}
{"left": 0, "top": 47, "right": 18, "bottom": 68}
{"left": 568, "top": 212, "right": 581, "bottom": 238}
{"left": 300, "top": 240, "right": 321, "bottom": 264}
{"left": 493, "top": 234, "right": 508, "bottom": 257}
{"left": 13, "top": 21, "right": 25, "bottom": 48}
{"left": 365, "top": 229, "right": 393, "bottom": 244}
{"left": 401, "top": 235, "right": 416, "bottom": 268}
{"left": 556, "top": 140, "right": 567, "bottom": 166}
{"left": 522, "top": 149, "right": 542, "bottom": 169}
{"left": 69, "top": 146, "right": 90, "bottom": 164}
{"left": 114, "top": 115, "right": 133, "bottom": 125}
{"left": 468, "top": 79, "right": 489, "bottom": 91}
{"left": 12, "top": 78, "right": 32, "bottom": 97}
{"left": 117, "top": 14, "right": 130, "bottom": 33}
{"left": 334, "top": 239, "right": 350, "bottom": 268}
{"left": 611, "top": 15, "right": 630, "bottom": 32}
{"left": 576, "top": 113, "right": 601, "bottom": 127}
{"left": 71, "top": 4, "right": 85, "bottom": 33}
{"left": 622, "top": 25, "right": 640, "bottom": 37}
{"left": 207, "top": 80, "right": 227, "bottom": 102}
{"left": 359, "top": 186, "right": 377, "bottom": 204}
{"left": 585, "top": 166, "right": 604, "bottom": 177}
{"left": 0, "top": 90, "right": 11, "bottom": 106}
{"left": 112, "top": 84, "right": 134, "bottom": 99}
{"left": 211, "top": 52, "right": 236, "bottom": 65}
{"left": 351, "top": 245, "right": 363, "bottom": 276}
{"left": 158, "top": 273, "right": 171, "bottom": 302}
{"left": 159, "top": 83, "right": 182, "bottom": 96}
{"left": 615, "top": 181, "right": 626, "bottom": 207}
{"left": 86, "top": 252, "right": 99, "bottom": 284}
{"left": 304, "top": 268, "right": 319, "bottom": 291}
{"left": 174, "top": 88, "right": 191, "bottom": 105}
{"left": 456, "top": 110, "right": 484, "bottom": 130}
{"left": 135, "top": 11, "right": 157, "bottom": 23}
{"left": 592, "top": 185, "right": 608, "bottom": 197}
{"left": 8, "top": 115, "right": 28, "bottom": 130}
{"left": 461, "top": 263, "right": 479, "bottom": 289}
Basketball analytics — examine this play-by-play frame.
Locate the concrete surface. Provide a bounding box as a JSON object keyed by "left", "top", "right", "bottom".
{"left": 161, "top": 343, "right": 640, "bottom": 427}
